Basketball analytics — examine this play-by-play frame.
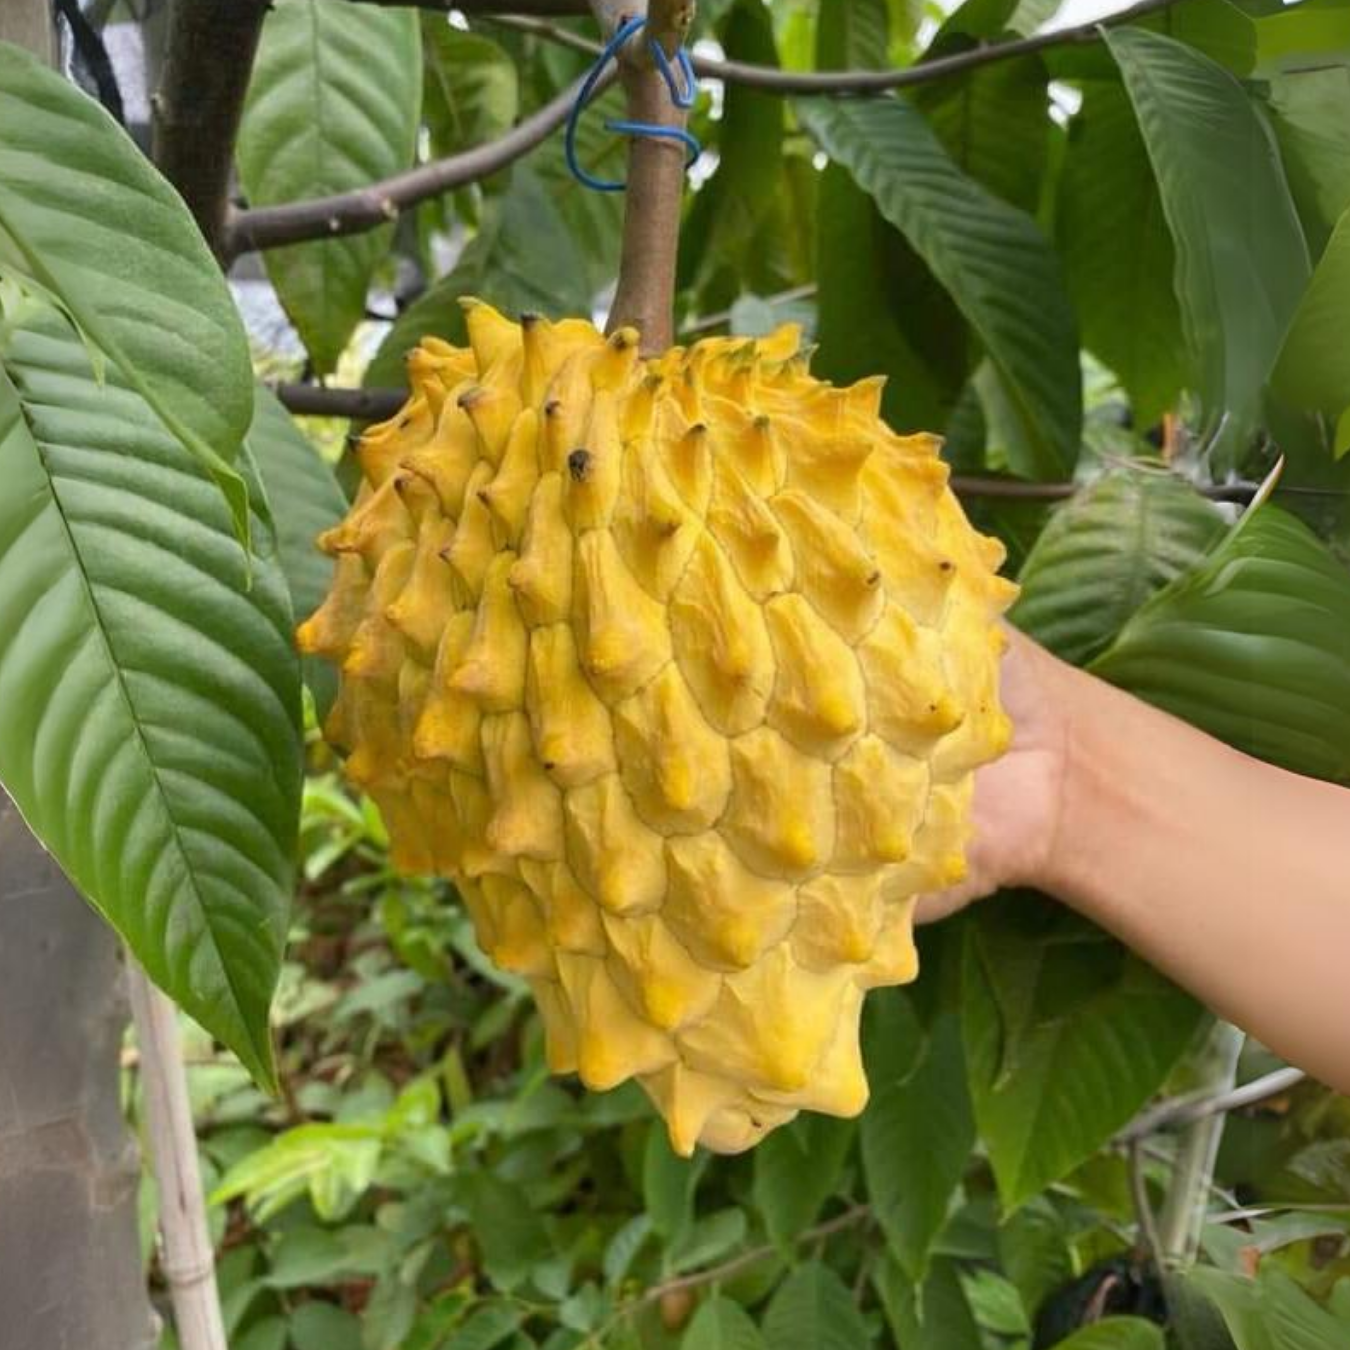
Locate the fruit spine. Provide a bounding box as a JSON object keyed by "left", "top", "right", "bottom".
{"left": 299, "top": 301, "right": 1016, "bottom": 1154}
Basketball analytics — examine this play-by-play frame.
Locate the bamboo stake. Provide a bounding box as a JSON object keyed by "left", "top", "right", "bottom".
{"left": 127, "top": 965, "right": 228, "bottom": 1350}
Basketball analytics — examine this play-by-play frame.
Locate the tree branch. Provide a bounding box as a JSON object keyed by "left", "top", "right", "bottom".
{"left": 152, "top": 0, "right": 271, "bottom": 259}
{"left": 599, "top": 0, "right": 695, "bottom": 352}
{"left": 1116, "top": 1065, "right": 1309, "bottom": 1146}
{"left": 223, "top": 69, "right": 612, "bottom": 259}
{"left": 484, "top": 0, "right": 1178, "bottom": 93}
{"left": 272, "top": 382, "right": 407, "bottom": 421}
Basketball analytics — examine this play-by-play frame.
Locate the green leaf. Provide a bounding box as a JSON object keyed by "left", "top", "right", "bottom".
{"left": 963, "top": 894, "right": 1205, "bottom": 1210}
{"left": 442, "top": 1303, "right": 524, "bottom": 1350}
{"left": 289, "top": 1303, "right": 364, "bottom": 1350}
{"left": 997, "top": 1198, "right": 1073, "bottom": 1322}
{"left": 1049, "top": 1318, "right": 1167, "bottom": 1350}
{"left": 912, "top": 56, "right": 1050, "bottom": 214}
{"left": 682, "top": 1297, "right": 766, "bottom": 1350}
{"left": 247, "top": 384, "right": 346, "bottom": 712}
{"left": 762, "top": 1262, "right": 871, "bottom": 1350}
{"left": 237, "top": 0, "right": 422, "bottom": 374}
{"left": 1269, "top": 68, "right": 1350, "bottom": 259}
{"left": 1273, "top": 208, "right": 1350, "bottom": 418}
{"left": 0, "top": 42, "right": 253, "bottom": 542}
{"left": 1254, "top": 0, "right": 1350, "bottom": 77}
{"left": 753, "top": 1113, "right": 855, "bottom": 1250}
{"left": 818, "top": 0, "right": 890, "bottom": 67}
{"left": 862, "top": 1013, "right": 974, "bottom": 1281}
{"left": 797, "top": 95, "right": 1081, "bottom": 479}
{"left": 644, "top": 1122, "right": 702, "bottom": 1244}
{"left": 680, "top": 0, "right": 784, "bottom": 312}
{"left": 0, "top": 311, "right": 300, "bottom": 1087}
{"left": 1093, "top": 504, "right": 1350, "bottom": 783}
{"left": 1057, "top": 79, "right": 1189, "bottom": 426}
{"left": 1105, "top": 26, "right": 1309, "bottom": 464}
{"left": 874, "top": 1254, "right": 980, "bottom": 1350}
{"left": 1189, "top": 1267, "right": 1348, "bottom": 1350}
{"left": 421, "top": 18, "right": 518, "bottom": 159}
{"left": 462, "top": 1173, "right": 552, "bottom": 1291}
{"left": 365, "top": 169, "right": 591, "bottom": 392}
{"left": 1012, "top": 470, "right": 1226, "bottom": 666}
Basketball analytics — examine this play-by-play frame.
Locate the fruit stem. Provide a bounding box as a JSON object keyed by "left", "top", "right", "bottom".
{"left": 592, "top": 0, "right": 695, "bottom": 353}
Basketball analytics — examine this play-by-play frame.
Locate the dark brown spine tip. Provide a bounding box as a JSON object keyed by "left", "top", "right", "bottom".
{"left": 477, "top": 488, "right": 492, "bottom": 507}
{"left": 938, "top": 560, "right": 955, "bottom": 573}
{"left": 544, "top": 399, "right": 563, "bottom": 418}
{"left": 521, "top": 311, "right": 542, "bottom": 328}
{"left": 754, "top": 414, "right": 772, "bottom": 431}
{"left": 458, "top": 386, "right": 484, "bottom": 410}
{"left": 609, "top": 330, "right": 635, "bottom": 350}
{"left": 690, "top": 422, "right": 708, "bottom": 437}
{"left": 568, "top": 449, "right": 594, "bottom": 483}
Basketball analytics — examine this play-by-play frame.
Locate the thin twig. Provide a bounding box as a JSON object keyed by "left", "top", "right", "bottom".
{"left": 1128, "top": 1139, "right": 1165, "bottom": 1268}
{"left": 272, "top": 382, "right": 406, "bottom": 421}
{"left": 223, "top": 69, "right": 616, "bottom": 259}
{"left": 683, "top": 283, "right": 818, "bottom": 336}
{"left": 152, "top": 0, "right": 271, "bottom": 258}
{"left": 1116, "top": 1065, "right": 1309, "bottom": 1146}
{"left": 483, "top": 0, "right": 1179, "bottom": 93}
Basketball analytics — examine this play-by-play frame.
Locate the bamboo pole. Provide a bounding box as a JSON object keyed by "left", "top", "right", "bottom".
{"left": 128, "top": 967, "right": 228, "bottom": 1350}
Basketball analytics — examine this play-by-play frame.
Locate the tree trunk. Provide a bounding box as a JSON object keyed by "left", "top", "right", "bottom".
{"left": 0, "top": 8, "right": 158, "bottom": 1346}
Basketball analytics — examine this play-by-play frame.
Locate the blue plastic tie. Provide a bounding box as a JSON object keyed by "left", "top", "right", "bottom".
{"left": 565, "top": 13, "right": 701, "bottom": 193}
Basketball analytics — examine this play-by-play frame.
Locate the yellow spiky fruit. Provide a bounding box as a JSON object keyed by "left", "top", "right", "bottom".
{"left": 299, "top": 301, "right": 1016, "bottom": 1154}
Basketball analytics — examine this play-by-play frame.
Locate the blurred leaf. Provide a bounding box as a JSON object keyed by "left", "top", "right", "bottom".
{"left": 421, "top": 18, "right": 518, "bottom": 159}
{"left": 247, "top": 384, "right": 346, "bottom": 715}
{"left": 874, "top": 1253, "right": 980, "bottom": 1350}
{"left": 682, "top": 1296, "right": 766, "bottom": 1350}
{"left": 236, "top": 1317, "right": 288, "bottom": 1350}
{"left": 1093, "top": 505, "right": 1350, "bottom": 783}
{"left": 680, "top": 0, "right": 784, "bottom": 312}
{"left": 671, "top": 1208, "right": 748, "bottom": 1274}
{"left": 1164, "top": 1272, "right": 1240, "bottom": 1350}
{"left": 1049, "top": 1318, "right": 1166, "bottom": 1350}
{"left": 963, "top": 894, "right": 1205, "bottom": 1210}
{"left": 366, "top": 169, "right": 590, "bottom": 390}
{"left": 644, "top": 1123, "right": 702, "bottom": 1245}
{"left": 762, "top": 1262, "right": 871, "bottom": 1350}
{"left": 1012, "top": 470, "right": 1225, "bottom": 666}
{"left": 1254, "top": 0, "right": 1350, "bottom": 76}
{"left": 913, "top": 56, "right": 1050, "bottom": 214}
{"left": 753, "top": 1114, "right": 855, "bottom": 1251}
{"left": 289, "top": 1302, "right": 364, "bottom": 1350}
{"left": 961, "top": 1268, "right": 1030, "bottom": 1336}
{"left": 1106, "top": 26, "right": 1308, "bottom": 465}
{"left": 863, "top": 1013, "right": 974, "bottom": 1282}
{"left": 264, "top": 1226, "right": 353, "bottom": 1288}
{"left": 798, "top": 95, "right": 1081, "bottom": 478}
{"left": 1189, "top": 1266, "right": 1348, "bottom": 1349}
{"left": 1273, "top": 208, "right": 1350, "bottom": 420}
{"left": 462, "top": 1173, "right": 552, "bottom": 1291}
{"left": 1269, "top": 68, "right": 1350, "bottom": 259}
{"left": 237, "top": 0, "right": 422, "bottom": 373}
{"left": 0, "top": 42, "right": 253, "bottom": 540}
{"left": 998, "top": 1198, "right": 1073, "bottom": 1322}
{"left": 1057, "top": 78, "right": 1189, "bottom": 426}
{"left": 442, "top": 1303, "right": 524, "bottom": 1350}
{"left": 0, "top": 311, "right": 299, "bottom": 1089}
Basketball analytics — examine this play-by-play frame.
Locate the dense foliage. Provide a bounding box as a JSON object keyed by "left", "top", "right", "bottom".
{"left": 2, "top": 0, "right": 1350, "bottom": 1346}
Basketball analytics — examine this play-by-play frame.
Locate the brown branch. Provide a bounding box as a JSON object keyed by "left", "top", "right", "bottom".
{"left": 486, "top": 0, "right": 1179, "bottom": 94}
{"left": 152, "top": 0, "right": 271, "bottom": 259}
{"left": 600, "top": 0, "right": 695, "bottom": 352}
{"left": 223, "top": 70, "right": 615, "bottom": 259}
{"left": 272, "top": 382, "right": 406, "bottom": 421}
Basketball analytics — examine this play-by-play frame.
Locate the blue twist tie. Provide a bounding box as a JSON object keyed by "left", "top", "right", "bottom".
{"left": 565, "top": 14, "right": 702, "bottom": 193}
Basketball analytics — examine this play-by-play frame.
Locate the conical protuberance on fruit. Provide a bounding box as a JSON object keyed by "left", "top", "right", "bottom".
{"left": 300, "top": 300, "right": 1016, "bottom": 1155}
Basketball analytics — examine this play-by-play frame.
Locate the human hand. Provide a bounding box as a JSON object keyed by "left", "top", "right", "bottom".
{"left": 916, "top": 629, "right": 1073, "bottom": 922}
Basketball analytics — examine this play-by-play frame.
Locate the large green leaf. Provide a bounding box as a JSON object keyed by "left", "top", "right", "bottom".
{"left": 421, "top": 18, "right": 518, "bottom": 160}
{"left": 1269, "top": 68, "right": 1350, "bottom": 259}
{"left": 752, "top": 1113, "right": 855, "bottom": 1251}
{"left": 1057, "top": 79, "right": 1189, "bottom": 426}
{"left": 681, "top": 1297, "right": 766, "bottom": 1350}
{"left": 1092, "top": 505, "right": 1350, "bottom": 783}
{"left": 0, "top": 42, "right": 253, "bottom": 541}
{"left": 1189, "top": 1267, "right": 1348, "bottom": 1350}
{"left": 365, "top": 169, "right": 592, "bottom": 391}
{"left": 1106, "top": 27, "right": 1309, "bottom": 464}
{"left": 798, "top": 95, "right": 1081, "bottom": 479}
{"left": 963, "top": 894, "right": 1205, "bottom": 1211}
{"left": 862, "top": 1013, "right": 974, "bottom": 1282}
{"left": 1051, "top": 1319, "right": 1167, "bottom": 1350}
{"left": 874, "top": 1254, "right": 980, "bottom": 1350}
{"left": 1254, "top": 0, "right": 1350, "bottom": 77}
{"left": 1272, "top": 208, "right": 1350, "bottom": 423}
{"left": 761, "top": 1263, "right": 871, "bottom": 1350}
{"left": 237, "top": 0, "right": 422, "bottom": 374}
{"left": 912, "top": 56, "right": 1050, "bottom": 215}
{"left": 0, "top": 309, "right": 302, "bottom": 1086}
{"left": 247, "top": 385, "right": 346, "bottom": 713}
{"left": 1012, "top": 471, "right": 1226, "bottom": 666}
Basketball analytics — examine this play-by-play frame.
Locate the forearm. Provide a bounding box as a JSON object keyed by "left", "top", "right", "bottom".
{"left": 1040, "top": 662, "right": 1350, "bottom": 1094}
